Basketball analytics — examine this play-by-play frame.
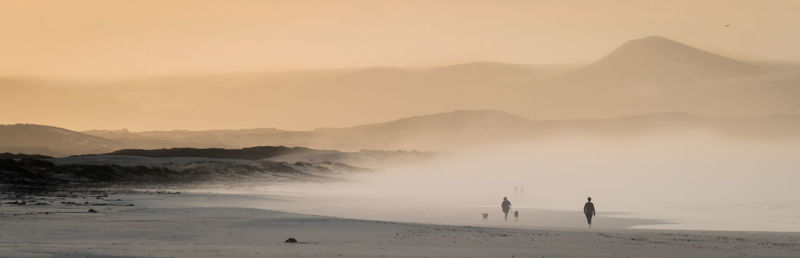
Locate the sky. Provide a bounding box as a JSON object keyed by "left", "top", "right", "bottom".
{"left": 2, "top": 0, "right": 800, "bottom": 78}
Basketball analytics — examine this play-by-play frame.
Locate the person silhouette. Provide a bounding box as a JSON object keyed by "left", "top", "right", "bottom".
{"left": 583, "top": 197, "right": 596, "bottom": 228}
{"left": 501, "top": 197, "right": 512, "bottom": 222}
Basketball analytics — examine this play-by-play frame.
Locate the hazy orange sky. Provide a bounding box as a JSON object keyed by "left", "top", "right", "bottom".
{"left": 2, "top": 0, "right": 799, "bottom": 78}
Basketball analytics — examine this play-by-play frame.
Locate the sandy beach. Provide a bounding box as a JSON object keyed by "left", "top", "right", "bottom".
{"left": 4, "top": 2, "right": 800, "bottom": 257}
{"left": 2, "top": 190, "right": 799, "bottom": 258}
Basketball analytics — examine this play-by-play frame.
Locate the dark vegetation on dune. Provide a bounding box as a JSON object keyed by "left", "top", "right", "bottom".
{"left": 0, "top": 147, "right": 370, "bottom": 189}
{"left": 106, "top": 146, "right": 316, "bottom": 160}
{"left": 0, "top": 152, "right": 53, "bottom": 160}
{"left": 1, "top": 157, "right": 183, "bottom": 186}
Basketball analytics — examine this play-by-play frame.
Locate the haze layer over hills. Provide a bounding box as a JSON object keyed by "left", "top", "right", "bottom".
{"left": 3, "top": 110, "right": 800, "bottom": 156}
{"left": 1, "top": 36, "right": 798, "bottom": 131}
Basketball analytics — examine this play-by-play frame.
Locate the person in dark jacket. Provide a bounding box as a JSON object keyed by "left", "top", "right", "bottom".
{"left": 501, "top": 197, "right": 512, "bottom": 222}
{"left": 584, "top": 197, "right": 596, "bottom": 228}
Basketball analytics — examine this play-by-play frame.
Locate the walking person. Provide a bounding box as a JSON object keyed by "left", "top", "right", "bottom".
{"left": 501, "top": 197, "right": 512, "bottom": 222}
{"left": 584, "top": 197, "right": 596, "bottom": 228}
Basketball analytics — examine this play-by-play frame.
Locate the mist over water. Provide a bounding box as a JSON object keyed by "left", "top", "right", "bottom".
{"left": 211, "top": 131, "right": 800, "bottom": 232}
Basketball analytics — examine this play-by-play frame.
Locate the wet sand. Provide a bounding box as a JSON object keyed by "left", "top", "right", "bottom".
{"left": 1, "top": 191, "right": 799, "bottom": 257}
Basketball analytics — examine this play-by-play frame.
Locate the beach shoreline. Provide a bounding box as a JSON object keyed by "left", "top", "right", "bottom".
{"left": 2, "top": 190, "right": 799, "bottom": 257}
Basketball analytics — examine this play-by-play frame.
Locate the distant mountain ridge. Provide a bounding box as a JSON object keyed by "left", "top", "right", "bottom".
{"left": 3, "top": 36, "right": 800, "bottom": 152}
{"left": 566, "top": 36, "right": 763, "bottom": 83}
{"left": 319, "top": 110, "right": 532, "bottom": 134}
{"left": 3, "top": 35, "right": 798, "bottom": 131}
{"left": 507, "top": 35, "right": 798, "bottom": 121}
{"left": 5, "top": 110, "right": 800, "bottom": 157}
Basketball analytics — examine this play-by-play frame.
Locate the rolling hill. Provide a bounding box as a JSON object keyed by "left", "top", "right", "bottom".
{"left": 87, "top": 110, "right": 800, "bottom": 152}
{"left": 3, "top": 110, "right": 800, "bottom": 156}
{"left": 4, "top": 35, "right": 798, "bottom": 131}
{"left": 510, "top": 36, "right": 798, "bottom": 120}
{"left": 564, "top": 36, "right": 763, "bottom": 84}
{"left": 0, "top": 124, "right": 121, "bottom": 156}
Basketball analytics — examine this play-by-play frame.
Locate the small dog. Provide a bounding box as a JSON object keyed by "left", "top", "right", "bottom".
{"left": 481, "top": 213, "right": 488, "bottom": 221}
{"left": 514, "top": 210, "right": 519, "bottom": 222}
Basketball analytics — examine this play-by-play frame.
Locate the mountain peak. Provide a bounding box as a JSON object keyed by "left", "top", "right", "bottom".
{"left": 625, "top": 35, "right": 676, "bottom": 43}
{"left": 615, "top": 35, "right": 700, "bottom": 55}
{"left": 567, "top": 36, "right": 762, "bottom": 83}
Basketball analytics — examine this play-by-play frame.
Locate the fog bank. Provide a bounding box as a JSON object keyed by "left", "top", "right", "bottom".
{"left": 228, "top": 131, "right": 800, "bottom": 231}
